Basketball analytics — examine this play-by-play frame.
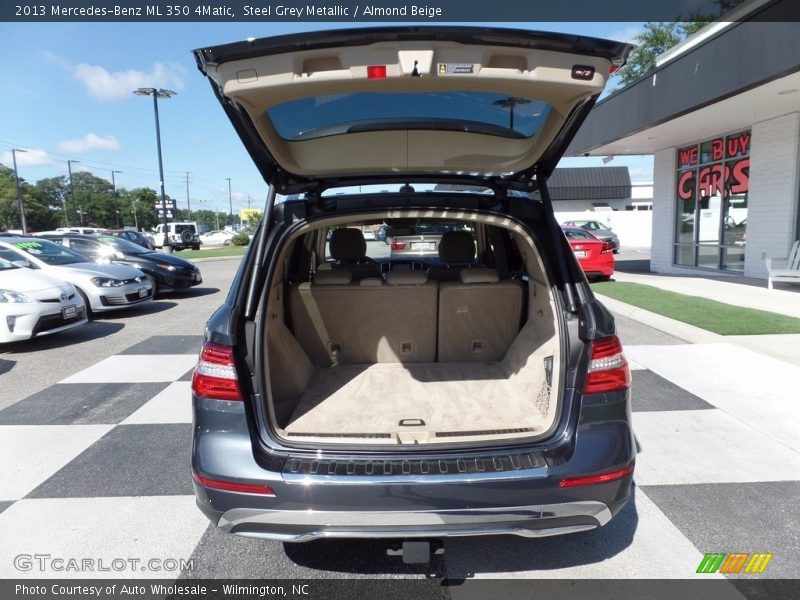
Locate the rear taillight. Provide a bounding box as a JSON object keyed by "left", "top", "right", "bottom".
{"left": 391, "top": 240, "right": 406, "bottom": 250}
{"left": 601, "top": 241, "right": 613, "bottom": 254}
{"left": 192, "top": 471, "right": 275, "bottom": 496}
{"left": 583, "top": 335, "right": 631, "bottom": 394}
{"left": 559, "top": 464, "right": 634, "bottom": 488}
{"left": 191, "top": 343, "right": 242, "bottom": 401}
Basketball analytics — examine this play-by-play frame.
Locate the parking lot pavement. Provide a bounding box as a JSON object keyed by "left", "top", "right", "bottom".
{"left": 0, "top": 258, "right": 797, "bottom": 580}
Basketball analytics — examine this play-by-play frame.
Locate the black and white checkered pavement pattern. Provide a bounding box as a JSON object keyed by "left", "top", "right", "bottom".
{"left": 1, "top": 336, "right": 798, "bottom": 579}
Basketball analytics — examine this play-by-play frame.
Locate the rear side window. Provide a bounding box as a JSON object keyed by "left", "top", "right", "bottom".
{"left": 267, "top": 91, "right": 552, "bottom": 141}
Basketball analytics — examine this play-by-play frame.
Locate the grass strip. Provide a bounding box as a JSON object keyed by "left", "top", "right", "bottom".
{"left": 592, "top": 281, "right": 800, "bottom": 335}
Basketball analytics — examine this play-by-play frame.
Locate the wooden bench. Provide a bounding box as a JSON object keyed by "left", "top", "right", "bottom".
{"left": 766, "top": 240, "right": 800, "bottom": 289}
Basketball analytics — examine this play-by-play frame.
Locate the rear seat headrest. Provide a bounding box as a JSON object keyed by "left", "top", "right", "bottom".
{"left": 460, "top": 267, "right": 500, "bottom": 284}
{"left": 313, "top": 270, "right": 352, "bottom": 285}
{"left": 386, "top": 270, "right": 429, "bottom": 286}
{"left": 330, "top": 228, "right": 366, "bottom": 262}
{"left": 438, "top": 231, "right": 475, "bottom": 264}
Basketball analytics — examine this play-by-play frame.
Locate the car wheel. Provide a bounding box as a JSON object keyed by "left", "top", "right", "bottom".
{"left": 74, "top": 287, "right": 94, "bottom": 320}
{"left": 146, "top": 274, "right": 159, "bottom": 300}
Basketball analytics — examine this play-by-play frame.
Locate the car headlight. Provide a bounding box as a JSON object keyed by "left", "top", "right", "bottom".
{"left": 0, "top": 289, "right": 34, "bottom": 303}
{"left": 156, "top": 263, "right": 178, "bottom": 271}
{"left": 90, "top": 277, "right": 125, "bottom": 287}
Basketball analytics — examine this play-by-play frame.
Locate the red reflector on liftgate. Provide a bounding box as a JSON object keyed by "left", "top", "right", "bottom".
{"left": 367, "top": 65, "right": 387, "bottom": 79}
{"left": 559, "top": 464, "right": 634, "bottom": 488}
{"left": 192, "top": 471, "right": 275, "bottom": 496}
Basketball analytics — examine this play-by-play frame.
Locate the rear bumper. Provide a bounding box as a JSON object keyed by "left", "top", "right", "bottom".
{"left": 214, "top": 500, "right": 616, "bottom": 542}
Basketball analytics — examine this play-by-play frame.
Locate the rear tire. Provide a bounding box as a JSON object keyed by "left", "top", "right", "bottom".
{"left": 75, "top": 287, "right": 94, "bottom": 320}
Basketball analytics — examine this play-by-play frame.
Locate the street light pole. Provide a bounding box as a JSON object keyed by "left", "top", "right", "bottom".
{"left": 134, "top": 87, "right": 176, "bottom": 250}
{"left": 11, "top": 149, "right": 27, "bottom": 234}
{"left": 111, "top": 170, "right": 122, "bottom": 228}
{"left": 226, "top": 177, "right": 233, "bottom": 229}
{"left": 66, "top": 160, "right": 80, "bottom": 228}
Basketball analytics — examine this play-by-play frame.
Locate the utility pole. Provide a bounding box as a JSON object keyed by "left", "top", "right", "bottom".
{"left": 77, "top": 205, "right": 85, "bottom": 226}
{"left": 67, "top": 159, "right": 80, "bottom": 227}
{"left": 131, "top": 200, "right": 139, "bottom": 230}
{"left": 247, "top": 194, "right": 251, "bottom": 209}
{"left": 111, "top": 170, "right": 122, "bottom": 228}
{"left": 11, "top": 149, "right": 28, "bottom": 234}
{"left": 185, "top": 171, "right": 192, "bottom": 220}
{"left": 226, "top": 177, "right": 233, "bottom": 229}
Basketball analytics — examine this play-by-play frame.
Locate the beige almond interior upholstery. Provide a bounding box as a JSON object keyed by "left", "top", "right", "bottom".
{"left": 438, "top": 269, "right": 524, "bottom": 362}
{"left": 266, "top": 213, "right": 561, "bottom": 445}
{"left": 289, "top": 276, "right": 438, "bottom": 365}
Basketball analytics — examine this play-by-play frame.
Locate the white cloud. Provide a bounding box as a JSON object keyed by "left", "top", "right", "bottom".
{"left": 46, "top": 52, "right": 185, "bottom": 101}
{"left": 0, "top": 148, "right": 54, "bottom": 168}
{"left": 57, "top": 133, "right": 120, "bottom": 153}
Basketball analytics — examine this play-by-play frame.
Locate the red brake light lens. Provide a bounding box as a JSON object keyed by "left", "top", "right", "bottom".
{"left": 192, "top": 471, "right": 275, "bottom": 496}
{"left": 391, "top": 240, "right": 406, "bottom": 250}
{"left": 191, "top": 343, "right": 242, "bottom": 401}
{"left": 367, "top": 65, "right": 387, "bottom": 79}
{"left": 601, "top": 241, "right": 613, "bottom": 254}
{"left": 559, "top": 464, "right": 634, "bottom": 488}
{"left": 583, "top": 335, "right": 632, "bottom": 394}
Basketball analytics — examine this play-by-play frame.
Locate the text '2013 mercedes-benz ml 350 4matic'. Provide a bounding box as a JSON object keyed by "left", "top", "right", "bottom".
{"left": 190, "top": 27, "right": 636, "bottom": 562}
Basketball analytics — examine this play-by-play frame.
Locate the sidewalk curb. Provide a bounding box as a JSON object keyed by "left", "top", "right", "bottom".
{"left": 594, "top": 293, "right": 724, "bottom": 344}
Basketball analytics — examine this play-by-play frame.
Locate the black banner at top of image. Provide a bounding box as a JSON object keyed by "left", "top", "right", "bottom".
{"left": 3, "top": 0, "right": 800, "bottom": 23}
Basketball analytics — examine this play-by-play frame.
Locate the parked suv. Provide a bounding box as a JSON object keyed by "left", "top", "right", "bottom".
{"left": 154, "top": 222, "right": 201, "bottom": 251}
{"left": 190, "top": 27, "right": 635, "bottom": 561}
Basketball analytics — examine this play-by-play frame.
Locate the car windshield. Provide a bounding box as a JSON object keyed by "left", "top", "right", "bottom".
{"left": 11, "top": 239, "right": 87, "bottom": 265}
{"left": 97, "top": 236, "right": 149, "bottom": 255}
{"left": 563, "top": 229, "right": 597, "bottom": 240}
{"left": 0, "top": 250, "right": 20, "bottom": 270}
{"left": 267, "top": 91, "right": 552, "bottom": 141}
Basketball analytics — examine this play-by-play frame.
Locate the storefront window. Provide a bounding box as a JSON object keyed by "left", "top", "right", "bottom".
{"left": 674, "top": 131, "right": 750, "bottom": 271}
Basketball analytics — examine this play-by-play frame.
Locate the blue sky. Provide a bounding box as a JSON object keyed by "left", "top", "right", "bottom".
{"left": 0, "top": 21, "right": 650, "bottom": 213}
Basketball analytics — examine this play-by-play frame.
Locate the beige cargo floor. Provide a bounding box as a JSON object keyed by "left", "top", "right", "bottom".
{"left": 284, "top": 362, "right": 543, "bottom": 443}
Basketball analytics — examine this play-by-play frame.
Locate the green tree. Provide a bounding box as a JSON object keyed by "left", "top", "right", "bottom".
{"left": 117, "top": 187, "right": 159, "bottom": 231}
{"left": 613, "top": 1, "right": 745, "bottom": 89}
{"left": 0, "top": 166, "right": 62, "bottom": 232}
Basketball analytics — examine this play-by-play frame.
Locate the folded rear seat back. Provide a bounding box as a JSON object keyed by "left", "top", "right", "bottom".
{"left": 289, "top": 269, "right": 437, "bottom": 365}
{"left": 438, "top": 268, "right": 524, "bottom": 362}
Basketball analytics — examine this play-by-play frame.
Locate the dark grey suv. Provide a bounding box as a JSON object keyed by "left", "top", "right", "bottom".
{"left": 190, "top": 27, "right": 635, "bottom": 561}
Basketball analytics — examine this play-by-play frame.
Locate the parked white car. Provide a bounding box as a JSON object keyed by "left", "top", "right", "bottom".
{"left": 0, "top": 248, "right": 88, "bottom": 343}
{"left": 199, "top": 230, "right": 236, "bottom": 246}
{"left": 0, "top": 237, "right": 153, "bottom": 316}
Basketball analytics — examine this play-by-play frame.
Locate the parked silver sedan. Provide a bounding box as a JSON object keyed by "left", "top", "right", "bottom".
{"left": 0, "top": 237, "right": 153, "bottom": 316}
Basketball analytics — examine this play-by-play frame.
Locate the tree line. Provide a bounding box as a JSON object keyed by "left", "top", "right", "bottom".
{"left": 0, "top": 165, "right": 240, "bottom": 233}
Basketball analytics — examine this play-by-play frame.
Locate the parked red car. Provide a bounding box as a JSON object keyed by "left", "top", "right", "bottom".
{"left": 562, "top": 225, "right": 615, "bottom": 279}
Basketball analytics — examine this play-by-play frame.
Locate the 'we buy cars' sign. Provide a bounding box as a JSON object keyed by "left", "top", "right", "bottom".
{"left": 677, "top": 131, "right": 750, "bottom": 202}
